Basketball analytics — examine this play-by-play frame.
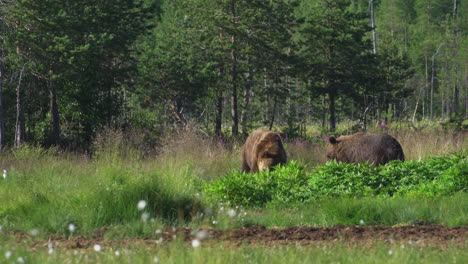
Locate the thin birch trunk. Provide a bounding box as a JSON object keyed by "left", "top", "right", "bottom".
{"left": 0, "top": 49, "right": 4, "bottom": 149}
{"left": 15, "top": 64, "right": 26, "bottom": 148}
{"left": 50, "top": 78, "right": 60, "bottom": 145}
{"left": 230, "top": 0, "right": 238, "bottom": 136}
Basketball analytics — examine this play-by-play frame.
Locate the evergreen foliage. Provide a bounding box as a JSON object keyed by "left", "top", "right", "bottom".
{"left": 0, "top": 0, "right": 466, "bottom": 148}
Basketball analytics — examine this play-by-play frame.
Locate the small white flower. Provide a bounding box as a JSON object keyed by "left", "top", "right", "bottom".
{"left": 228, "top": 209, "right": 236, "bottom": 217}
{"left": 115, "top": 250, "right": 120, "bottom": 256}
{"left": 93, "top": 244, "right": 101, "bottom": 252}
{"left": 47, "top": 243, "right": 53, "bottom": 249}
{"left": 68, "top": 224, "right": 76, "bottom": 233}
{"left": 212, "top": 220, "right": 218, "bottom": 225}
{"left": 191, "top": 239, "right": 201, "bottom": 248}
{"left": 388, "top": 250, "right": 394, "bottom": 255}
{"left": 5, "top": 251, "right": 12, "bottom": 259}
{"left": 29, "top": 229, "right": 39, "bottom": 236}
{"left": 155, "top": 229, "right": 162, "bottom": 235}
{"left": 74, "top": 250, "right": 79, "bottom": 255}
{"left": 48, "top": 248, "right": 54, "bottom": 255}
{"left": 400, "top": 244, "right": 405, "bottom": 249}
{"left": 137, "top": 200, "right": 147, "bottom": 211}
{"left": 17, "top": 257, "right": 25, "bottom": 263}
{"left": 408, "top": 240, "right": 413, "bottom": 245}
{"left": 359, "top": 219, "right": 365, "bottom": 225}
{"left": 3, "top": 170, "right": 7, "bottom": 179}
{"left": 154, "top": 256, "right": 160, "bottom": 263}
{"left": 195, "top": 230, "right": 208, "bottom": 240}
{"left": 141, "top": 212, "right": 150, "bottom": 222}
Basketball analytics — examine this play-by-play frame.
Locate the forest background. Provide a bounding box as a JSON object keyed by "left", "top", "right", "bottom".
{"left": 0, "top": 0, "right": 466, "bottom": 151}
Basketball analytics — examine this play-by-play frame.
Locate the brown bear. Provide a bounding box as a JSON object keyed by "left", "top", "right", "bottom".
{"left": 242, "top": 129, "right": 287, "bottom": 173}
{"left": 326, "top": 132, "right": 404, "bottom": 166}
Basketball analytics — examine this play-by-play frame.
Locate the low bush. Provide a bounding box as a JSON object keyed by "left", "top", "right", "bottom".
{"left": 204, "top": 153, "right": 467, "bottom": 207}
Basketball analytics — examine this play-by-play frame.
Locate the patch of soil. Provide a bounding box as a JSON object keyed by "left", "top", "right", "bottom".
{"left": 19, "top": 225, "right": 466, "bottom": 250}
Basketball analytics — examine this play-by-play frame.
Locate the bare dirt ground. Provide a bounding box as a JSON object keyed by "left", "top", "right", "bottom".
{"left": 9, "top": 225, "right": 464, "bottom": 250}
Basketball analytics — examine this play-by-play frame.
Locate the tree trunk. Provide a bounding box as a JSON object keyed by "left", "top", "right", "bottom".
{"left": 15, "top": 64, "right": 26, "bottom": 148}
{"left": 269, "top": 96, "right": 277, "bottom": 131}
{"left": 452, "top": 0, "right": 459, "bottom": 118}
{"left": 240, "top": 58, "right": 253, "bottom": 135}
{"left": 0, "top": 49, "right": 4, "bottom": 149}
{"left": 215, "top": 86, "right": 223, "bottom": 137}
{"left": 328, "top": 92, "right": 336, "bottom": 132}
{"left": 430, "top": 44, "right": 442, "bottom": 119}
{"left": 321, "top": 96, "right": 326, "bottom": 128}
{"left": 230, "top": 0, "right": 239, "bottom": 136}
{"left": 369, "top": 0, "right": 377, "bottom": 54}
{"left": 49, "top": 81, "right": 61, "bottom": 145}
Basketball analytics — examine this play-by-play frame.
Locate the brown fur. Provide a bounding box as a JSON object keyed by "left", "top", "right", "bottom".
{"left": 242, "top": 129, "right": 287, "bottom": 173}
{"left": 327, "top": 133, "right": 405, "bottom": 166}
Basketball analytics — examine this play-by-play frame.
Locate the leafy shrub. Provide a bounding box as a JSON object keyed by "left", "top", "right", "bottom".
{"left": 204, "top": 154, "right": 467, "bottom": 207}
{"left": 204, "top": 161, "right": 309, "bottom": 207}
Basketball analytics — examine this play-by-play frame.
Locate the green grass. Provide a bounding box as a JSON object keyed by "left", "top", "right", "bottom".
{"left": 1, "top": 146, "right": 467, "bottom": 236}
{"left": 240, "top": 193, "right": 468, "bottom": 227}
{"left": 0, "top": 130, "right": 466, "bottom": 263}
{"left": 0, "top": 153, "right": 202, "bottom": 235}
{"left": 0, "top": 238, "right": 466, "bottom": 264}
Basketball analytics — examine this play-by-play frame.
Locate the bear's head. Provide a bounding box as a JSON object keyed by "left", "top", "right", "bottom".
{"left": 326, "top": 136, "right": 340, "bottom": 160}
{"left": 257, "top": 133, "right": 285, "bottom": 172}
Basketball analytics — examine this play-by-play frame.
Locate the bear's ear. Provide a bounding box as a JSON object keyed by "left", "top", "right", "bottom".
{"left": 329, "top": 136, "right": 338, "bottom": 144}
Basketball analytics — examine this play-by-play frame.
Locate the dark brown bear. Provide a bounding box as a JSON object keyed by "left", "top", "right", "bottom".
{"left": 326, "top": 132, "right": 404, "bottom": 166}
{"left": 242, "top": 129, "right": 287, "bottom": 173}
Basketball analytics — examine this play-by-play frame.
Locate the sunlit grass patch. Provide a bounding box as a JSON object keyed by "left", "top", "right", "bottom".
{"left": 0, "top": 237, "right": 466, "bottom": 264}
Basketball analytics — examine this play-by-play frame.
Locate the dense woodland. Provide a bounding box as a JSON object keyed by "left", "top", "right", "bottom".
{"left": 0, "top": 0, "right": 466, "bottom": 149}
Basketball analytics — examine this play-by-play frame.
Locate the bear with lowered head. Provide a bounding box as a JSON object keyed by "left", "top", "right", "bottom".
{"left": 242, "top": 129, "right": 287, "bottom": 173}
{"left": 326, "top": 132, "right": 404, "bottom": 166}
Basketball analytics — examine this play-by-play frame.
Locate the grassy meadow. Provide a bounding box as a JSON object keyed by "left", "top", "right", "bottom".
{"left": 0, "top": 123, "right": 467, "bottom": 262}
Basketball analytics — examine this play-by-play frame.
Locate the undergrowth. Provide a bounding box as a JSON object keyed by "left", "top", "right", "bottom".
{"left": 205, "top": 153, "right": 467, "bottom": 207}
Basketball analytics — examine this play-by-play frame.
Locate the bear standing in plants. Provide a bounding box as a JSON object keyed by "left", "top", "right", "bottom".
{"left": 326, "top": 132, "right": 404, "bottom": 166}
{"left": 242, "top": 129, "right": 287, "bottom": 173}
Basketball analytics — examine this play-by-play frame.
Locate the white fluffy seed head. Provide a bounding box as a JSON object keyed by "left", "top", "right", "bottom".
{"left": 93, "top": 244, "right": 102, "bottom": 252}
{"left": 141, "top": 212, "right": 150, "bottom": 222}
{"left": 191, "top": 239, "right": 201, "bottom": 248}
{"left": 195, "top": 230, "right": 208, "bottom": 240}
{"left": 5, "top": 251, "right": 12, "bottom": 259}
{"left": 68, "top": 224, "right": 76, "bottom": 232}
{"left": 228, "top": 209, "right": 236, "bottom": 217}
{"left": 137, "top": 200, "right": 147, "bottom": 211}
{"left": 29, "top": 228, "right": 40, "bottom": 236}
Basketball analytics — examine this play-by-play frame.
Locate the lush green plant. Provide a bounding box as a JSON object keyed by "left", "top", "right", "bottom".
{"left": 204, "top": 154, "right": 467, "bottom": 207}
{"left": 204, "top": 161, "right": 309, "bottom": 207}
